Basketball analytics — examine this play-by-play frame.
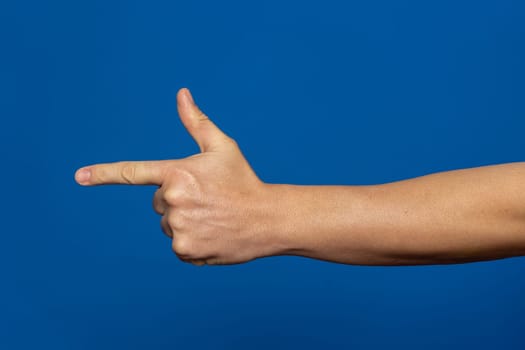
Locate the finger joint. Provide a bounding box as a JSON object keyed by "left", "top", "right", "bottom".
{"left": 121, "top": 163, "right": 136, "bottom": 184}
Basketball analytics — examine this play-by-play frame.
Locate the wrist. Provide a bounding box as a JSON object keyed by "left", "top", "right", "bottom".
{"left": 248, "top": 184, "right": 293, "bottom": 259}
{"left": 256, "top": 183, "right": 390, "bottom": 264}
{"left": 256, "top": 183, "right": 313, "bottom": 258}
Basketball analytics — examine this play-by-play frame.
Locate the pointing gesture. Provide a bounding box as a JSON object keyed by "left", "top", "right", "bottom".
{"left": 76, "top": 88, "right": 239, "bottom": 186}
{"left": 75, "top": 88, "right": 278, "bottom": 265}
{"left": 75, "top": 88, "right": 525, "bottom": 267}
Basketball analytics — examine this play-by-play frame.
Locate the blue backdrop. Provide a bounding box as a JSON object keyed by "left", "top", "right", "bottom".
{"left": 2, "top": 0, "right": 525, "bottom": 349}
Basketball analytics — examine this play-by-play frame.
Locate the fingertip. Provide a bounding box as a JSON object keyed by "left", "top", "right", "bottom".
{"left": 185, "top": 88, "right": 194, "bottom": 104}
{"left": 75, "top": 167, "right": 92, "bottom": 186}
{"left": 177, "top": 87, "right": 194, "bottom": 107}
{"left": 177, "top": 87, "right": 189, "bottom": 96}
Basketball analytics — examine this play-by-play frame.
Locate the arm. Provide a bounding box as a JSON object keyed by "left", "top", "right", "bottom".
{"left": 267, "top": 163, "right": 525, "bottom": 265}
{"left": 76, "top": 88, "right": 525, "bottom": 266}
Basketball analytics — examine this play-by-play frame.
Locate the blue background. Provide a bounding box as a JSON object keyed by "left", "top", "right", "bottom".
{"left": 2, "top": 0, "right": 525, "bottom": 348}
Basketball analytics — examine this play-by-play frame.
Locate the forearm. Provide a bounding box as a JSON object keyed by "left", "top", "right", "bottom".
{"left": 267, "top": 162, "right": 525, "bottom": 265}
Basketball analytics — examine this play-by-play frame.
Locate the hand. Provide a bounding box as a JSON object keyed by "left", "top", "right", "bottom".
{"left": 75, "top": 88, "right": 282, "bottom": 266}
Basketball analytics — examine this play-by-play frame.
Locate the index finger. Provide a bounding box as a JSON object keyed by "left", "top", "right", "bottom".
{"left": 75, "top": 160, "right": 172, "bottom": 186}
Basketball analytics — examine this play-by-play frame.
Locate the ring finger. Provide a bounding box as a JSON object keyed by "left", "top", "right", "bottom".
{"left": 160, "top": 213, "right": 173, "bottom": 238}
{"left": 152, "top": 186, "right": 167, "bottom": 215}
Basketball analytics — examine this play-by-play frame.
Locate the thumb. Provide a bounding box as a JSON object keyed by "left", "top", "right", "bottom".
{"left": 177, "top": 88, "right": 230, "bottom": 152}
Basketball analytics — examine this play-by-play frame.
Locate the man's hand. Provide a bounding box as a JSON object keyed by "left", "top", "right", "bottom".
{"left": 77, "top": 88, "right": 525, "bottom": 267}
{"left": 75, "top": 88, "right": 282, "bottom": 266}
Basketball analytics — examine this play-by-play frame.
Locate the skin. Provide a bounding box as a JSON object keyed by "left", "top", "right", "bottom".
{"left": 75, "top": 88, "right": 525, "bottom": 266}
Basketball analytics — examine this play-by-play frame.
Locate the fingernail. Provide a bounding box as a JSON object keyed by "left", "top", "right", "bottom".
{"left": 76, "top": 168, "right": 91, "bottom": 184}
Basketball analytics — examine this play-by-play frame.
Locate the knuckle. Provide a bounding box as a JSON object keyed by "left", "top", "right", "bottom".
{"left": 195, "top": 109, "right": 209, "bottom": 122}
{"left": 152, "top": 199, "right": 162, "bottom": 215}
{"left": 222, "top": 136, "right": 239, "bottom": 151}
{"left": 160, "top": 217, "right": 172, "bottom": 237}
{"left": 167, "top": 213, "right": 184, "bottom": 230}
{"left": 120, "top": 163, "right": 136, "bottom": 184}
{"left": 164, "top": 188, "right": 180, "bottom": 205}
{"left": 226, "top": 136, "right": 238, "bottom": 147}
{"left": 172, "top": 236, "right": 193, "bottom": 256}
